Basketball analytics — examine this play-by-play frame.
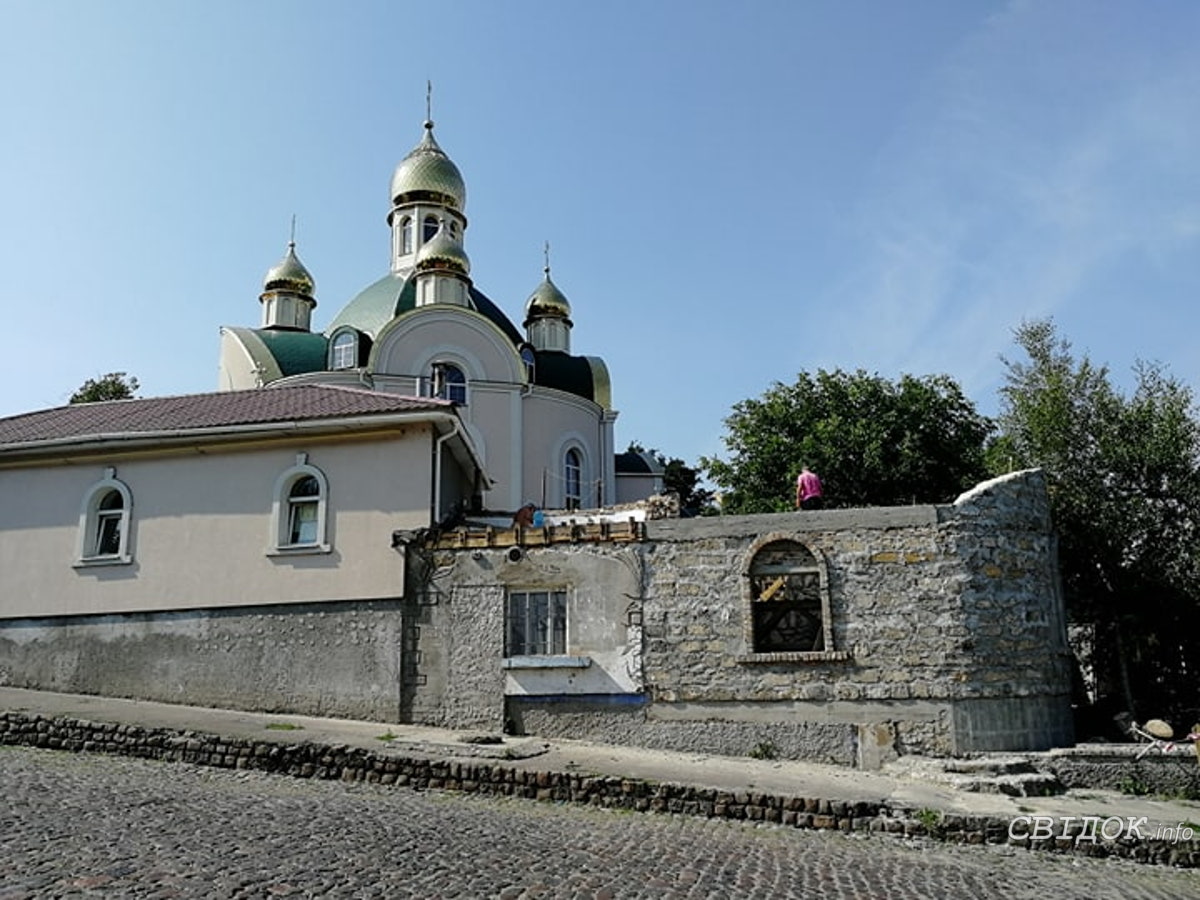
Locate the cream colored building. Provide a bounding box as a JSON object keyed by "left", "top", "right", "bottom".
{"left": 0, "top": 385, "right": 487, "bottom": 718}
{"left": 0, "top": 387, "right": 484, "bottom": 621}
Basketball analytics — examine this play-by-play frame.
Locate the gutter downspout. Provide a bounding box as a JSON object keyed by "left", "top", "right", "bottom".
{"left": 431, "top": 421, "right": 461, "bottom": 526}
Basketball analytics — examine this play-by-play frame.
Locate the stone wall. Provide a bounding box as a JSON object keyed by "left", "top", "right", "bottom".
{"left": 0, "top": 470, "right": 1074, "bottom": 767}
{"left": 1042, "top": 744, "right": 1200, "bottom": 797}
{"left": 0, "top": 600, "right": 406, "bottom": 722}
{"left": 427, "top": 470, "right": 1074, "bottom": 764}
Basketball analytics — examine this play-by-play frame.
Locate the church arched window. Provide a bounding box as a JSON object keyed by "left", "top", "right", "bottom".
{"left": 564, "top": 448, "right": 582, "bottom": 510}
{"left": 432, "top": 362, "right": 467, "bottom": 405}
{"left": 423, "top": 215, "right": 439, "bottom": 242}
{"left": 330, "top": 331, "right": 357, "bottom": 370}
{"left": 400, "top": 217, "right": 414, "bottom": 255}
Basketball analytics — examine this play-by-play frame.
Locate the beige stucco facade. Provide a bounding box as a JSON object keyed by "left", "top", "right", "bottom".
{"left": 0, "top": 422, "right": 474, "bottom": 620}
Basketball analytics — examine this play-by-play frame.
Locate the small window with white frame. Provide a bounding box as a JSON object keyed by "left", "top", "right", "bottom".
{"left": 431, "top": 362, "right": 467, "bottom": 404}
{"left": 76, "top": 468, "right": 133, "bottom": 565}
{"left": 519, "top": 344, "right": 536, "bottom": 381}
{"left": 330, "top": 330, "right": 357, "bottom": 370}
{"left": 564, "top": 448, "right": 582, "bottom": 510}
{"left": 270, "top": 454, "right": 331, "bottom": 554}
{"left": 506, "top": 589, "right": 568, "bottom": 657}
{"left": 287, "top": 475, "right": 321, "bottom": 544}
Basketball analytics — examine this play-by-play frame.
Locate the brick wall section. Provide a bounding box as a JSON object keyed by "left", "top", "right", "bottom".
{"left": 2, "top": 711, "right": 1194, "bottom": 869}
{"left": 937, "top": 471, "right": 1068, "bottom": 697}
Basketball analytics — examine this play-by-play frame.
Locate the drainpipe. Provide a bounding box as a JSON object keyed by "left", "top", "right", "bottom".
{"left": 431, "top": 421, "right": 460, "bottom": 526}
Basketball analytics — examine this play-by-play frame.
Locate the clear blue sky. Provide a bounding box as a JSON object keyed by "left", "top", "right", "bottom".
{"left": 2, "top": 1, "right": 1197, "bottom": 469}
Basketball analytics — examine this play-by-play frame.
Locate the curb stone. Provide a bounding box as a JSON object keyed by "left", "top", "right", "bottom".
{"left": 3, "top": 710, "right": 1197, "bottom": 869}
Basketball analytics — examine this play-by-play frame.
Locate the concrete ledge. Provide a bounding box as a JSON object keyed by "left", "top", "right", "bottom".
{"left": 647, "top": 506, "right": 939, "bottom": 541}
{"left": 647, "top": 699, "right": 948, "bottom": 725}
{"left": 502, "top": 656, "right": 592, "bottom": 670}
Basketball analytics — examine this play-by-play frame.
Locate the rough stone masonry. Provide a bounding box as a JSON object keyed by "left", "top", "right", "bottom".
{"left": 414, "top": 469, "right": 1075, "bottom": 767}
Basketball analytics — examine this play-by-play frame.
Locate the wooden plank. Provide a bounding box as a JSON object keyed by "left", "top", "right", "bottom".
{"left": 757, "top": 576, "right": 787, "bottom": 602}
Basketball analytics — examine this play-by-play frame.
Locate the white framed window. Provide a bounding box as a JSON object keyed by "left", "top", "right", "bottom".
{"left": 330, "top": 331, "right": 357, "bottom": 370}
{"left": 270, "top": 454, "right": 331, "bottom": 554}
{"left": 76, "top": 468, "right": 133, "bottom": 565}
{"left": 423, "top": 215, "right": 439, "bottom": 242}
{"left": 432, "top": 362, "right": 467, "bottom": 404}
{"left": 564, "top": 448, "right": 582, "bottom": 511}
{"left": 401, "top": 217, "right": 414, "bottom": 254}
{"left": 506, "top": 589, "right": 568, "bottom": 657}
{"left": 519, "top": 344, "right": 536, "bottom": 381}
{"left": 287, "top": 476, "right": 321, "bottom": 544}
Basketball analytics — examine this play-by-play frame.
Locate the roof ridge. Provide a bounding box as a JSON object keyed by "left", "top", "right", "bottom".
{"left": 0, "top": 384, "right": 456, "bottom": 448}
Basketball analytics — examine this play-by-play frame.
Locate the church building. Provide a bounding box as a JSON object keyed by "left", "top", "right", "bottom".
{"left": 218, "top": 114, "right": 633, "bottom": 514}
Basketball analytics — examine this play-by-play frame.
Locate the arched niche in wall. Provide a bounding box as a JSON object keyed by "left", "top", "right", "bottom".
{"left": 737, "top": 532, "right": 850, "bottom": 663}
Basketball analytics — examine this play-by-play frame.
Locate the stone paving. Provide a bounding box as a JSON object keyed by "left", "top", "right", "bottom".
{"left": 3, "top": 745, "right": 1198, "bottom": 899}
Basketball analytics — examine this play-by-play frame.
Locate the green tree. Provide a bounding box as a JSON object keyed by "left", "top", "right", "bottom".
{"left": 625, "top": 443, "right": 714, "bottom": 516}
{"left": 993, "top": 319, "right": 1200, "bottom": 728}
{"left": 702, "top": 369, "right": 992, "bottom": 513}
{"left": 70, "top": 372, "right": 140, "bottom": 404}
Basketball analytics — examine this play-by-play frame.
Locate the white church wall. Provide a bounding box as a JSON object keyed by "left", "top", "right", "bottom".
{"left": 371, "top": 307, "right": 525, "bottom": 384}
{"left": 458, "top": 381, "right": 519, "bottom": 510}
{"left": 522, "top": 390, "right": 607, "bottom": 509}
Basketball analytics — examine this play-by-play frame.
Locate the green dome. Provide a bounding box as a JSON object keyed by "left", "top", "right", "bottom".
{"left": 263, "top": 242, "right": 315, "bottom": 297}
{"left": 390, "top": 121, "right": 466, "bottom": 211}
{"left": 325, "top": 273, "right": 415, "bottom": 339}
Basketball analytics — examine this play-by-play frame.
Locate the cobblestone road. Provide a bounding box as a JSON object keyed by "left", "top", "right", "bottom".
{"left": 2, "top": 746, "right": 1198, "bottom": 899}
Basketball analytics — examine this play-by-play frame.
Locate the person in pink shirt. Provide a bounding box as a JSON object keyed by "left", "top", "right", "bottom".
{"left": 795, "top": 465, "right": 824, "bottom": 510}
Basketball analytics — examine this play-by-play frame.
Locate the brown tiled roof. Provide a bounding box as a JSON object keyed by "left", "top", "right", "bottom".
{"left": 0, "top": 385, "right": 452, "bottom": 447}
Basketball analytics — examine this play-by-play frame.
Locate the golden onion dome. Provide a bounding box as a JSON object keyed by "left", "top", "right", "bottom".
{"left": 390, "top": 120, "right": 466, "bottom": 211}
{"left": 523, "top": 268, "right": 572, "bottom": 324}
{"left": 415, "top": 220, "right": 470, "bottom": 275}
{"left": 263, "top": 242, "right": 315, "bottom": 296}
